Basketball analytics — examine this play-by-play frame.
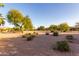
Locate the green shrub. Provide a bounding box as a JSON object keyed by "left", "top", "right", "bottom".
{"left": 31, "top": 35, "right": 36, "bottom": 37}
{"left": 56, "top": 41, "right": 70, "bottom": 52}
{"left": 66, "top": 35, "right": 74, "bottom": 42}
{"left": 22, "top": 35, "right": 26, "bottom": 38}
{"left": 22, "top": 33, "right": 31, "bottom": 38}
{"left": 26, "top": 35, "right": 35, "bottom": 41}
{"left": 28, "top": 33, "right": 31, "bottom": 35}
{"left": 45, "top": 32, "right": 49, "bottom": 35}
{"left": 53, "top": 32, "right": 59, "bottom": 36}
{"left": 33, "top": 32, "right": 38, "bottom": 35}
{"left": 51, "top": 30, "right": 54, "bottom": 33}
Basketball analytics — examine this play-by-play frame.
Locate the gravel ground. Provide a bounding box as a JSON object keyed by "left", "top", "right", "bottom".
{"left": 0, "top": 32, "right": 79, "bottom": 56}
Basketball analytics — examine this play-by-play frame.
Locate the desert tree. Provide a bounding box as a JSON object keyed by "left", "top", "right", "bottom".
{"left": 48, "top": 25, "right": 58, "bottom": 32}
{"left": 7, "top": 9, "right": 33, "bottom": 33}
{"left": 7, "top": 9, "right": 24, "bottom": 32}
{"left": 0, "top": 14, "right": 5, "bottom": 32}
{"left": 74, "top": 22, "right": 79, "bottom": 31}
{"left": 0, "top": 3, "right": 5, "bottom": 27}
{"left": 0, "top": 3, "right": 4, "bottom": 7}
{"left": 37, "top": 26, "right": 45, "bottom": 31}
{"left": 0, "top": 17, "right": 5, "bottom": 28}
{"left": 58, "top": 23, "right": 70, "bottom": 32}
{"left": 22, "top": 16, "right": 33, "bottom": 31}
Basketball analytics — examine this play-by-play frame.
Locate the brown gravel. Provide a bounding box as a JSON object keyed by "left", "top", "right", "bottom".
{"left": 0, "top": 32, "right": 79, "bottom": 56}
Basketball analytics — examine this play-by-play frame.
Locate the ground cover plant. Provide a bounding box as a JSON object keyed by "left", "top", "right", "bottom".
{"left": 55, "top": 41, "right": 70, "bottom": 52}
{"left": 53, "top": 32, "right": 59, "bottom": 36}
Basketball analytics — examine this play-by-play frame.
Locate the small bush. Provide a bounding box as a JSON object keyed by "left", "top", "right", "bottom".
{"left": 33, "top": 32, "right": 38, "bottom": 35}
{"left": 22, "top": 33, "right": 31, "bottom": 38}
{"left": 31, "top": 35, "right": 36, "bottom": 37}
{"left": 56, "top": 41, "right": 70, "bottom": 52}
{"left": 53, "top": 32, "right": 59, "bottom": 36}
{"left": 45, "top": 32, "right": 49, "bottom": 35}
{"left": 27, "top": 35, "right": 35, "bottom": 41}
{"left": 66, "top": 35, "right": 74, "bottom": 42}
{"left": 51, "top": 30, "right": 54, "bottom": 33}
{"left": 22, "top": 35, "right": 26, "bottom": 38}
{"left": 28, "top": 33, "right": 31, "bottom": 35}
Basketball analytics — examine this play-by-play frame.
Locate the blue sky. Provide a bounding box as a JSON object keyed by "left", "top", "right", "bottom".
{"left": 1, "top": 3, "right": 79, "bottom": 28}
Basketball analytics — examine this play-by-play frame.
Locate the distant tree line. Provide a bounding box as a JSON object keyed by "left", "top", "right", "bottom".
{"left": 0, "top": 3, "right": 79, "bottom": 33}
{"left": 37, "top": 23, "right": 79, "bottom": 32}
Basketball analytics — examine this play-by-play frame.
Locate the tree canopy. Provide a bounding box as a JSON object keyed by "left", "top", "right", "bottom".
{"left": 0, "top": 3, "right": 4, "bottom": 7}
{"left": 37, "top": 26, "right": 45, "bottom": 30}
{"left": 7, "top": 9, "right": 23, "bottom": 27}
{"left": 0, "top": 4, "right": 5, "bottom": 26}
{"left": 22, "top": 16, "right": 33, "bottom": 31}
{"left": 58, "top": 23, "right": 70, "bottom": 32}
{"left": 75, "top": 22, "right": 79, "bottom": 28}
{"left": 48, "top": 25, "right": 58, "bottom": 32}
{"left": 0, "top": 18, "right": 5, "bottom": 26}
{"left": 7, "top": 9, "right": 33, "bottom": 31}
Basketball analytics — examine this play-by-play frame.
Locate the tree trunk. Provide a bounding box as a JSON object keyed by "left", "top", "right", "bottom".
{"left": 20, "top": 26, "right": 23, "bottom": 35}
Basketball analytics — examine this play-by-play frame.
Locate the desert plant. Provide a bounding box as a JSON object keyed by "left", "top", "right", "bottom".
{"left": 33, "top": 32, "right": 38, "bottom": 35}
{"left": 51, "top": 30, "right": 54, "bottom": 33}
{"left": 56, "top": 41, "right": 70, "bottom": 52}
{"left": 48, "top": 25, "right": 58, "bottom": 32}
{"left": 22, "top": 35, "right": 26, "bottom": 38}
{"left": 37, "top": 26, "right": 45, "bottom": 31}
{"left": 26, "top": 35, "right": 35, "bottom": 41}
{"left": 45, "top": 32, "right": 49, "bottom": 35}
{"left": 22, "top": 33, "right": 31, "bottom": 38}
{"left": 58, "top": 23, "right": 70, "bottom": 32}
{"left": 28, "top": 33, "right": 31, "bottom": 35}
{"left": 53, "top": 32, "right": 59, "bottom": 36}
{"left": 7, "top": 9, "right": 33, "bottom": 34}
